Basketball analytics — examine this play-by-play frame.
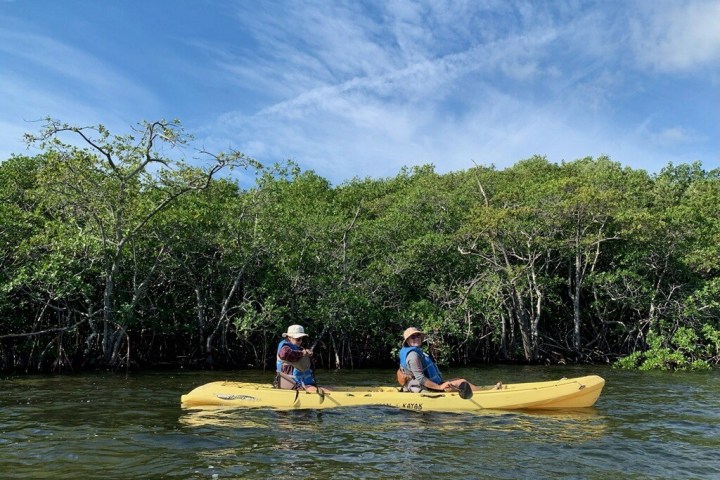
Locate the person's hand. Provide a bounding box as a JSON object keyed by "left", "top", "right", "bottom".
{"left": 303, "top": 349, "right": 313, "bottom": 357}
{"left": 440, "top": 382, "right": 451, "bottom": 391}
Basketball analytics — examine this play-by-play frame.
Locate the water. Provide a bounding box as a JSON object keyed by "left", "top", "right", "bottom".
{"left": 2, "top": 366, "right": 719, "bottom": 479}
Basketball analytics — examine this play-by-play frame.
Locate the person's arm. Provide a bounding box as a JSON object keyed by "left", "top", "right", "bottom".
{"left": 406, "top": 350, "right": 450, "bottom": 391}
{"left": 423, "top": 379, "right": 451, "bottom": 391}
{"left": 405, "top": 351, "right": 427, "bottom": 385}
{"left": 278, "top": 344, "right": 309, "bottom": 363}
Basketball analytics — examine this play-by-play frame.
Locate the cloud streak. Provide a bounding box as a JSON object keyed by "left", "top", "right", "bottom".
{"left": 205, "top": 1, "right": 712, "bottom": 182}
{"left": 1, "top": 1, "right": 717, "bottom": 182}
{"left": 0, "top": 16, "right": 160, "bottom": 159}
{"left": 630, "top": 0, "right": 720, "bottom": 72}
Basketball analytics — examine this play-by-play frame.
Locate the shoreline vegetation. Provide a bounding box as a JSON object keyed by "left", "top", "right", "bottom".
{"left": 1, "top": 119, "right": 718, "bottom": 373}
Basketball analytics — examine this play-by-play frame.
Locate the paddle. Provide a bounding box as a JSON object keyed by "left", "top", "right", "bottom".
{"left": 304, "top": 323, "right": 329, "bottom": 397}
{"left": 419, "top": 339, "right": 472, "bottom": 399}
{"left": 448, "top": 381, "right": 473, "bottom": 400}
{"left": 419, "top": 381, "right": 473, "bottom": 400}
{"left": 308, "top": 324, "right": 327, "bottom": 353}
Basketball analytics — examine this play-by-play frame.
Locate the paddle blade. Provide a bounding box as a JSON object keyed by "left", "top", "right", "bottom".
{"left": 457, "top": 381, "right": 472, "bottom": 400}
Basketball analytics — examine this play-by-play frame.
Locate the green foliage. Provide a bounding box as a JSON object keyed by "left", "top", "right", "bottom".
{"left": 1, "top": 122, "right": 718, "bottom": 372}
{"left": 614, "top": 327, "right": 714, "bottom": 371}
{"left": 701, "top": 324, "right": 720, "bottom": 361}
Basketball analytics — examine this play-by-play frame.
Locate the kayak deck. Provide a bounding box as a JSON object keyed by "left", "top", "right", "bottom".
{"left": 181, "top": 375, "right": 604, "bottom": 413}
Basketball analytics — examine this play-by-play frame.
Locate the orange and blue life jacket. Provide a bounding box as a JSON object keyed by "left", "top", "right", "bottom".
{"left": 399, "top": 346, "right": 443, "bottom": 384}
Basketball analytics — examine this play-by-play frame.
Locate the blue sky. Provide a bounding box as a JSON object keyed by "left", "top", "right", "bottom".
{"left": 1, "top": 0, "right": 718, "bottom": 184}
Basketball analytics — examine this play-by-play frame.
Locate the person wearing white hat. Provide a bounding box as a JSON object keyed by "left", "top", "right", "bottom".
{"left": 275, "top": 324, "right": 319, "bottom": 391}
{"left": 398, "top": 327, "right": 486, "bottom": 396}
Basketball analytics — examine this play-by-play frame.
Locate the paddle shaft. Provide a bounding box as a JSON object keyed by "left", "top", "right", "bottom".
{"left": 309, "top": 323, "right": 328, "bottom": 352}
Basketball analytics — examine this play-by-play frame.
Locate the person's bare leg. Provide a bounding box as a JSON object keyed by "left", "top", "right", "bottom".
{"left": 303, "top": 385, "right": 333, "bottom": 392}
{"left": 446, "top": 378, "right": 503, "bottom": 391}
{"left": 445, "top": 378, "right": 477, "bottom": 390}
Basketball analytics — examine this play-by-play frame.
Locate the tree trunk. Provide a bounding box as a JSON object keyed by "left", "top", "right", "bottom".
{"left": 194, "top": 286, "right": 207, "bottom": 357}
{"left": 573, "top": 237, "right": 582, "bottom": 351}
{"left": 510, "top": 285, "right": 535, "bottom": 361}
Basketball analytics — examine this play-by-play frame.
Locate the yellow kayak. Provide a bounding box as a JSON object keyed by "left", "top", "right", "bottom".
{"left": 181, "top": 375, "right": 604, "bottom": 413}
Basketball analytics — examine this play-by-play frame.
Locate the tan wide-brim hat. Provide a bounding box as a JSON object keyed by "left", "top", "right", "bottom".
{"left": 282, "top": 324, "right": 309, "bottom": 339}
{"left": 402, "top": 327, "right": 424, "bottom": 344}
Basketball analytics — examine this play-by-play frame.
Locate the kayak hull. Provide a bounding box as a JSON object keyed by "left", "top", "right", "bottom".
{"left": 181, "top": 375, "right": 604, "bottom": 413}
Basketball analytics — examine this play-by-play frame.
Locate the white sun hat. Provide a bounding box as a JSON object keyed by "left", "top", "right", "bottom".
{"left": 282, "top": 324, "right": 309, "bottom": 339}
{"left": 402, "top": 327, "right": 424, "bottom": 344}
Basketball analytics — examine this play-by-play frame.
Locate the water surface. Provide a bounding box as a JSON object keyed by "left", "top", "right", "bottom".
{"left": 2, "top": 366, "right": 719, "bottom": 479}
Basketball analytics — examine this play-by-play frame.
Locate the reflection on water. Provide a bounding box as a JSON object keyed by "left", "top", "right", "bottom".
{"left": 2, "top": 367, "right": 720, "bottom": 479}
{"left": 433, "top": 408, "right": 610, "bottom": 443}
{"left": 179, "top": 408, "right": 269, "bottom": 430}
{"left": 180, "top": 406, "right": 608, "bottom": 446}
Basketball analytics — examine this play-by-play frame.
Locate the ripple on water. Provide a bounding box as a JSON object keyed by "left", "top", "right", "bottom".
{"left": 2, "top": 368, "right": 720, "bottom": 479}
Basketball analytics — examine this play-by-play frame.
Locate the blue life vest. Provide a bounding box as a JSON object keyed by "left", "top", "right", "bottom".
{"left": 276, "top": 340, "right": 315, "bottom": 386}
{"left": 399, "top": 346, "right": 443, "bottom": 384}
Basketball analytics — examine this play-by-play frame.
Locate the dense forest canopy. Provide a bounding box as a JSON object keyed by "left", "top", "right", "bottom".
{"left": 1, "top": 119, "right": 718, "bottom": 373}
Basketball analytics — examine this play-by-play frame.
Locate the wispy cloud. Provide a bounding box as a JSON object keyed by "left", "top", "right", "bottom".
{"left": 0, "top": 73, "right": 109, "bottom": 159}
{"left": 630, "top": 0, "right": 720, "bottom": 72}
{"left": 195, "top": 1, "right": 718, "bottom": 182}
{"left": 0, "top": 30, "right": 155, "bottom": 108}
{"left": 200, "top": 2, "right": 629, "bottom": 181}
{"left": 1, "top": 1, "right": 717, "bottom": 181}
{"left": 0, "top": 17, "right": 160, "bottom": 157}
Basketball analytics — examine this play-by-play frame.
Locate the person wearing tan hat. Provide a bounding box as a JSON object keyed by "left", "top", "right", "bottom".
{"left": 275, "top": 324, "right": 319, "bottom": 391}
{"left": 398, "top": 327, "right": 483, "bottom": 395}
